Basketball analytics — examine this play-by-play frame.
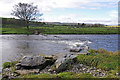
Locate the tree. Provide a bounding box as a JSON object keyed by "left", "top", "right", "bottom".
{"left": 11, "top": 3, "right": 43, "bottom": 30}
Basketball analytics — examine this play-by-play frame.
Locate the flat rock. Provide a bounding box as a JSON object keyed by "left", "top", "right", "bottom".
{"left": 21, "top": 56, "right": 46, "bottom": 67}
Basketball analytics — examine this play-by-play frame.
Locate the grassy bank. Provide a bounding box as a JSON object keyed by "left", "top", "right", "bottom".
{"left": 1, "top": 26, "right": 119, "bottom": 34}
{"left": 2, "top": 49, "right": 120, "bottom": 78}
{"left": 77, "top": 49, "right": 119, "bottom": 71}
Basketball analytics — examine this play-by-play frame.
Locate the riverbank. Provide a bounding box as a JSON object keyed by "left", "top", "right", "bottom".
{"left": 1, "top": 27, "right": 119, "bottom": 34}
{"left": 1, "top": 49, "right": 120, "bottom": 79}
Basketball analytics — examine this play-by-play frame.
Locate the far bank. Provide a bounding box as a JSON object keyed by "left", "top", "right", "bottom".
{"left": 0, "top": 27, "right": 119, "bottom": 34}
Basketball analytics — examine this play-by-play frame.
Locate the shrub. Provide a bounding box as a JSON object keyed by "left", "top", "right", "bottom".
{"left": 3, "top": 61, "right": 19, "bottom": 68}
{"left": 3, "top": 62, "right": 12, "bottom": 68}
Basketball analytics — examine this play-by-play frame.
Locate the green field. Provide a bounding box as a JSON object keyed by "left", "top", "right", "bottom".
{"left": 0, "top": 26, "right": 119, "bottom": 34}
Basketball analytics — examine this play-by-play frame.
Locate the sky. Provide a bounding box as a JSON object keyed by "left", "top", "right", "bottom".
{"left": 0, "top": 0, "right": 119, "bottom": 25}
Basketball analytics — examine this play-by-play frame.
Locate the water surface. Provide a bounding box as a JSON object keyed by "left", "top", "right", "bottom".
{"left": 0, "top": 34, "right": 119, "bottom": 66}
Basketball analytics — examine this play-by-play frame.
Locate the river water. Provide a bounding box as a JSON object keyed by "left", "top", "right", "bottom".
{"left": 0, "top": 34, "right": 119, "bottom": 73}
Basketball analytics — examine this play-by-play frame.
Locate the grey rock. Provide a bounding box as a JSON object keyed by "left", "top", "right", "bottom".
{"left": 21, "top": 56, "right": 46, "bottom": 67}
{"left": 84, "top": 46, "right": 89, "bottom": 50}
{"left": 48, "top": 69, "right": 52, "bottom": 72}
{"left": 79, "top": 64, "right": 83, "bottom": 67}
{"left": 83, "top": 68, "right": 86, "bottom": 71}
{"left": 70, "top": 48, "right": 81, "bottom": 52}
{"left": 116, "top": 72, "right": 119, "bottom": 76}
{"left": 86, "top": 69, "right": 90, "bottom": 73}
{"left": 16, "top": 63, "right": 21, "bottom": 70}
{"left": 16, "top": 63, "right": 21, "bottom": 66}
{"left": 53, "top": 53, "right": 77, "bottom": 72}
{"left": 16, "top": 66, "right": 21, "bottom": 70}
{"left": 97, "top": 69, "right": 101, "bottom": 72}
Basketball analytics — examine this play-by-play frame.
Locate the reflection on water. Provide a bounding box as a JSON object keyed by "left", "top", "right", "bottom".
{"left": 0, "top": 34, "right": 118, "bottom": 66}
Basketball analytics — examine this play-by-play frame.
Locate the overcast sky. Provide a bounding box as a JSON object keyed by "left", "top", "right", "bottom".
{"left": 0, "top": 0, "right": 119, "bottom": 25}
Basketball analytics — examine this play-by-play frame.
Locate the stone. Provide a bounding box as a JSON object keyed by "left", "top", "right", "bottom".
{"left": 16, "top": 66, "right": 21, "bottom": 70}
{"left": 53, "top": 53, "right": 77, "bottom": 73}
{"left": 97, "top": 69, "right": 101, "bottom": 72}
{"left": 48, "top": 69, "right": 52, "bottom": 72}
{"left": 86, "top": 69, "right": 90, "bottom": 73}
{"left": 51, "top": 55, "right": 58, "bottom": 60}
{"left": 93, "top": 67, "right": 96, "bottom": 70}
{"left": 16, "top": 63, "right": 21, "bottom": 70}
{"left": 16, "top": 63, "right": 21, "bottom": 66}
{"left": 15, "top": 69, "right": 39, "bottom": 75}
{"left": 45, "top": 56, "right": 54, "bottom": 59}
{"left": 84, "top": 46, "right": 89, "bottom": 50}
{"left": 116, "top": 72, "right": 119, "bottom": 76}
{"left": 20, "top": 56, "right": 46, "bottom": 67}
{"left": 83, "top": 68, "right": 86, "bottom": 71}
{"left": 79, "top": 64, "right": 83, "bottom": 67}
{"left": 70, "top": 48, "right": 82, "bottom": 52}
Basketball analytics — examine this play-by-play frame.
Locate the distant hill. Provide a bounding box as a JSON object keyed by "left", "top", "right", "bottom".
{"left": 0, "top": 17, "right": 105, "bottom": 27}
{"left": 0, "top": 17, "right": 45, "bottom": 27}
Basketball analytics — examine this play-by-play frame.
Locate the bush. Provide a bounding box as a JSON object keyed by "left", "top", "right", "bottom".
{"left": 3, "top": 61, "right": 19, "bottom": 68}
{"left": 3, "top": 62, "right": 12, "bottom": 68}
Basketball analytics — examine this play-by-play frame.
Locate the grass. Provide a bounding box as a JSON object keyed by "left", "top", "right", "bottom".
{"left": 19, "top": 72, "right": 94, "bottom": 78}
{"left": 77, "top": 49, "right": 120, "bottom": 71}
{"left": 1, "top": 26, "right": 119, "bottom": 34}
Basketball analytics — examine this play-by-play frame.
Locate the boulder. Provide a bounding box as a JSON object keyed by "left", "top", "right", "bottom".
{"left": 20, "top": 56, "right": 46, "bottom": 67}
{"left": 52, "top": 53, "right": 77, "bottom": 73}
{"left": 20, "top": 55, "right": 56, "bottom": 70}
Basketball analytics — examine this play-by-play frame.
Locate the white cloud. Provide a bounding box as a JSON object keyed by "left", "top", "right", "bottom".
{"left": 42, "top": 12, "right": 118, "bottom": 25}
{"left": 110, "top": 10, "right": 118, "bottom": 17}
{"left": 0, "top": 0, "right": 118, "bottom": 25}
{"left": 109, "top": 10, "right": 118, "bottom": 25}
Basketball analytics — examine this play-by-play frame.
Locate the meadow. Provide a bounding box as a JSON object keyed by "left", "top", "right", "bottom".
{"left": 1, "top": 26, "right": 119, "bottom": 34}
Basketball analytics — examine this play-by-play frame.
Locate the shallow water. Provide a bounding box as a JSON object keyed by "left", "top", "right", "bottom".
{"left": 0, "top": 34, "right": 119, "bottom": 69}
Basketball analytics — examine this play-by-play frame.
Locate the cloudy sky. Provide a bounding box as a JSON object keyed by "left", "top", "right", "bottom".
{"left": 0, "top": 0, "right": 119, "bottom": 25}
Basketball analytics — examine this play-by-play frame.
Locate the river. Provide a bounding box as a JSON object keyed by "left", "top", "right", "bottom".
{"left": 0, "top": 34, "right": 119, "bottom": 73}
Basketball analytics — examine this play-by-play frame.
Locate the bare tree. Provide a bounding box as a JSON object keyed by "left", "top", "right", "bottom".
{"left": 11, "top": 3, "right": 43, "bottom": 30}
